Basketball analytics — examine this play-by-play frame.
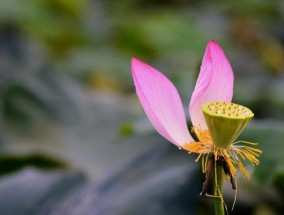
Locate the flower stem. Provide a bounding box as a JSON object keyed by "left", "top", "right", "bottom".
{"left": 214, "top": 160, "right": 225, "bottom": 215}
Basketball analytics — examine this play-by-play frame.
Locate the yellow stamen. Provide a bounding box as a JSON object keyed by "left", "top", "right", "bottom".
{"left": 195, "top": 153, "right": 203, "bottom": 162}
{"left": 192, "top": 126, "right": 213, "bottom": 144}
{"left": 182, "top": 127, "right": 262, "bottom": 180}
{"left": 182, "top": 126, "right": 215, "bottom": 154}
{"left": 180, "top": 125, "right": 262, "bottom": 210}
{"left": 238, "top": 160, "right": 250, "bottom": 179}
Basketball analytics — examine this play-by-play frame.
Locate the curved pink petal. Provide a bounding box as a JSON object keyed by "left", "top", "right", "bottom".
{"left": 189, "top": 41, "right": 234, "bottom": 129}
{"left": 131, "top": 57, "right": 194, "bottom": 146}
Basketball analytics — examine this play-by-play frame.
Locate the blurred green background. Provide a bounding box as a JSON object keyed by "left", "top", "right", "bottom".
{"left": 0, "top": 0, "right": 283, "bottom": 214}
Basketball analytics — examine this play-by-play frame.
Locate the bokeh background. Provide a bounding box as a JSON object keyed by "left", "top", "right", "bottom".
{"left": 0, "top": 0, "right": 283, "bottom": 214}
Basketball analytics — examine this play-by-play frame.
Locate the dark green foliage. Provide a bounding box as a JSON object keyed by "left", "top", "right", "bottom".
{"left": 0, "top": 154, "right": 66, "bottom": 176}
{"left": 1, "top": 83, "right": 49, "bottom": 123}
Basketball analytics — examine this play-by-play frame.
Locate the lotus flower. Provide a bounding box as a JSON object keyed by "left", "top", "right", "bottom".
{"left": 131, "top": 41, "right": 261, "bottom": 191}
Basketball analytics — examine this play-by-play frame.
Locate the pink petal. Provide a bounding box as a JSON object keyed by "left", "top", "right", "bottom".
{"left": 189, "top": 41, "right": 234, "bottom": 129}
{"left": 131, "top": 58, "right": 193, "bottom": 146}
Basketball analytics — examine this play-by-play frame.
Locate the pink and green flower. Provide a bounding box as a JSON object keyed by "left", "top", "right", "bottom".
{"left": 131, "top": 41, "right": 261, "bottom": 207}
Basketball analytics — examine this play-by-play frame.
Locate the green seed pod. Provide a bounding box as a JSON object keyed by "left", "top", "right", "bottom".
{"left": 202, "top": 102, "right": 254, "bottom": 149}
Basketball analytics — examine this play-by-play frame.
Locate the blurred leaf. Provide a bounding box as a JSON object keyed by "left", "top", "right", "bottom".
{"left": 1, "top": 83, "right": 50, "bottom": 124}
{"left": 240, "top": 122, "right": 284, "bottom": 184}
{"left": 254, "top": 204, "right": 278, "bottom": 215}
{"left": 113, "top": 21, "right": 158, "bottom": 59}
{"left": 0, "top": 154, "right": 66, "bottom": 176}
{"left": 0, "top": 0, "right": 89, "bottom": 57}
{"left": 257, "top": 39, "right": 284, "bottom": 75}
{"left": 112, "top": 12, "right": 209, "bottom": 60}
{"left": 42, "top": 0, "right": 87, "bottom": 19}
{"left": 118, "top": 122, "right": 135, "bottom": 138}
{"left": 272, "top": 172, "right": 284, "bottom": 198}
{"left": 86, "top": 72, "right": 124, "bottom": 91}
{"left": 225, "top": 0, "right": 279, "bottom": 19}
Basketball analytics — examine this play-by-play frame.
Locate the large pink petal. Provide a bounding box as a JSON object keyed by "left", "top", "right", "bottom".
{"left": 189, "top": 41, "right": 234, "bottom": 129}
{"left": 131, "top": 58, "right": 194, "bottom": 146}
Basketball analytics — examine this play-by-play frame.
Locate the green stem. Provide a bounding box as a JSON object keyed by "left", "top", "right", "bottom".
{"left": 214, "top": 161, "right": 225, "bottom": 215}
